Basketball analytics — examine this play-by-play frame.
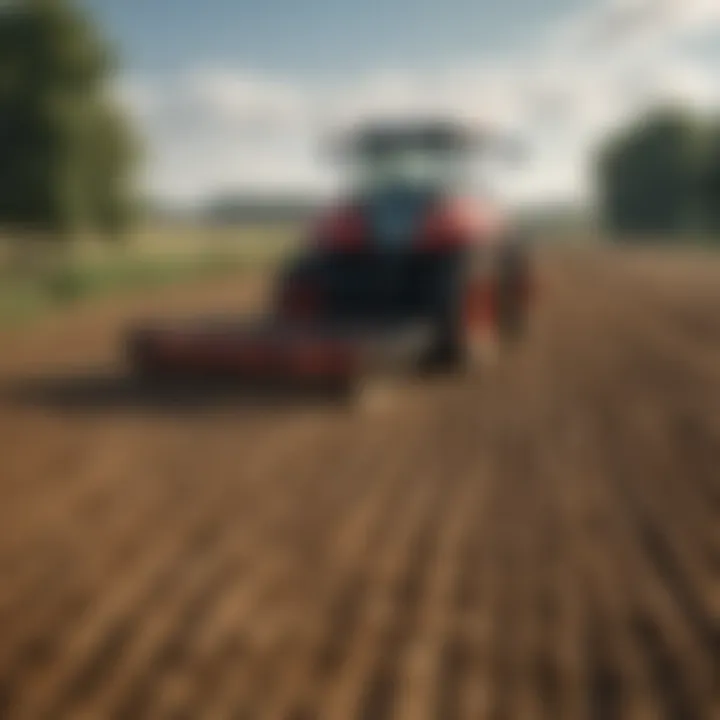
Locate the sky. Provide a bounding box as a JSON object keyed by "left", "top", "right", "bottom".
{"left": 83, "top": 0, "right": 720, "bottom": 206}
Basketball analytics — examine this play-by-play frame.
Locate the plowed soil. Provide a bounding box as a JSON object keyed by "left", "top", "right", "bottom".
{"left": 0, "top": 248, "right": 717, "bottom": 720}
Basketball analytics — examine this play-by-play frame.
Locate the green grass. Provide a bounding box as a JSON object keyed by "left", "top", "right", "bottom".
{"left": 45, "top": 252, "right": 248, "bottom": 300}
{"left": 0, "top": 224, "right": 298, "bottom": 327}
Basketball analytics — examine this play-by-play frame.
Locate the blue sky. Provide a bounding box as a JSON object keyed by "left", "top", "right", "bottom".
{"left": 81, "top": 0, "right": 720, "bottom": 205}
{"left": 86, "top": 0, "right": 579, "bottom": 77}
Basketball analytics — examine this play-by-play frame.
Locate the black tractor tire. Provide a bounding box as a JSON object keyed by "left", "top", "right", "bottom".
{"left": 274, "top": 253, "right": 317, "bottom": 309}
{"left": 424, "top": 253, "right": 489, "bottom": 374}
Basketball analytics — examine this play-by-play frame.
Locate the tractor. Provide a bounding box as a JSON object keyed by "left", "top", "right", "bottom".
{"left": 127, "top": 120, "right": 533, "bottom": 394}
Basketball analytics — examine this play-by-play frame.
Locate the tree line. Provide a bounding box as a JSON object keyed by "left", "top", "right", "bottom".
{"left": 597, "top": 108, "right": 720, "bottom": 240}
{"left": 0, "top": 0, "right": 136, "bottom": 239}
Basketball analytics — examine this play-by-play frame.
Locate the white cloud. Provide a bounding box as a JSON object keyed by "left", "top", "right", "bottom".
{"left": 117, "top": 0, "right": 720, "bottom": 206}
{"left": 549, "top": 0, "right": 720, "bottom": 61}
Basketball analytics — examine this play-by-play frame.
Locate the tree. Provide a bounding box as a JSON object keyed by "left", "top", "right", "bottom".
{"left": 701, "top": 122, "right": 720, "bottom": 235}
{"left": 0, "top": 0, "right": 137, "bottom": 238}
{"left": 597, "top": 108, "right": 706, "bottom": 239}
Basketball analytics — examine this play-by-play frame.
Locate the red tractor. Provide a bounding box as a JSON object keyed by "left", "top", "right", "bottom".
{"left": 128, "top": 120, "right": 533, "bottom": 394}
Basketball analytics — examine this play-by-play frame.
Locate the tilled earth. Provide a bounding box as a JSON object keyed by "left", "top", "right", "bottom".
{"left": 0, "top": 248, "right": 717, "bottom": 720}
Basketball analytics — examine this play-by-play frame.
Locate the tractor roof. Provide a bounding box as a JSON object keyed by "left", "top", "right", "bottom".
{"left": 344, "top": 119, "right": 485, "bottom": 157}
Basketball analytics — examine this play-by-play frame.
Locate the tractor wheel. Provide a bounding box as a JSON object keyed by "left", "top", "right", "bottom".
{"left": 426, "top": 259, "right": 496, "bottom": 374}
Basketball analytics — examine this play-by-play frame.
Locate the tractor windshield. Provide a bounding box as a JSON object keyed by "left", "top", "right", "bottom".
{"left": 354, "top": 149, "right": 467, "bottom": 194}
{"left": 347, "top": 124, "right": 477, "bottom": 195}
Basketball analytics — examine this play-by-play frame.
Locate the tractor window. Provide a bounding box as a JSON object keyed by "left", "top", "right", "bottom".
{"left": 353, "top": 148, "right": 467, "bottom": 194}
{"left": 347, "top": 129, "right": 474, "bottom": 195}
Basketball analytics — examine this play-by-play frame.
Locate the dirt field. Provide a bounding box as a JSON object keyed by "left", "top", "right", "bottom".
{"left": 0, "top": 247, "right": 717, "bottom": 720}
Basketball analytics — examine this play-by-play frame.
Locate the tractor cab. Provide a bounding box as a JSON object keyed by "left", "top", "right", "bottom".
{"left": 277, "top": 120, "right": 509, "bottom": 328}
{"left": 315, "top": 120, "right": 500, "bottom": 253}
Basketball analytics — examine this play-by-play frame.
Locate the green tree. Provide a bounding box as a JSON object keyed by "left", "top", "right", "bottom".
{"left": 597, "top": 108, "right": 706, "bottom": 239}
{"left": 0, "top": 0, "right": 137, "bottom": 238}
{"left": 701, "top": 122, "right": 720, "bottom": 235}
